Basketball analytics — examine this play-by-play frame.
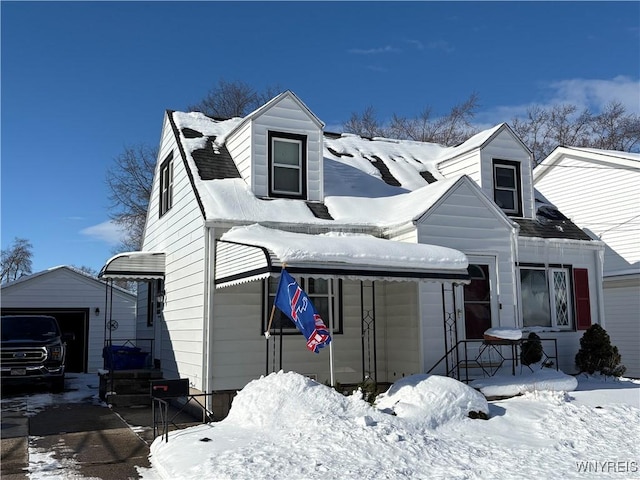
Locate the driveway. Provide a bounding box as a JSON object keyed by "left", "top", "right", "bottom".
{"left": 1, "top": 374, "right": 200, "bottom": 479}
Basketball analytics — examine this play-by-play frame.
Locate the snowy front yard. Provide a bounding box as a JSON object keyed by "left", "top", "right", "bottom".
{"left": 3, "top": 370, "right": 637, "bottom": 479}
{"left": 139, "top": 370, "right": 640, "bottom": 480}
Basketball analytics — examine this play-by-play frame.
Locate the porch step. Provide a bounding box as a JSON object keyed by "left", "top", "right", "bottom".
{"left": 98, "top": 369, "right": 163, "bottom": 405}
{"left": 105, "top": 392, "right": 152, "bottom": 407}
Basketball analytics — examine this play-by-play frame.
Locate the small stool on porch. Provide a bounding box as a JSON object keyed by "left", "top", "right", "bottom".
{"left": 482, "top": 328, "right": 523, "bottom": 376}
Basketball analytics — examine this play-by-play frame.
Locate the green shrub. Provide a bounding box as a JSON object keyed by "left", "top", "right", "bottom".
{"left": 575, "top": 324, "right": 626, "bottom": 377}
{"left": 520, "top": 332, "right": 543, "bottom": 366}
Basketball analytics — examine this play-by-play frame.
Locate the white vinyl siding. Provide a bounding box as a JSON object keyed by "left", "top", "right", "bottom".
{"left": 415, "top": 180, "right": 516, "bottom": 333}
{"left": 382, "top": 281, "right": 421, "bottom": 380}
{"left": 437, "top": 150, "right": 482, "bottom": 184}
{"left": 603, "top": 276, "right": 640, "bottom": 378}
{"left": 225, "top": 120, "right": 252, "bottom": 185}
{"left": 227, "top": 94, "right": 323, "bottom": 201}
{"left": 534, "top": 152, "right": 640, "bottom": 272}
{"left": 142, "top": 113, "right": 207, "bottom": 389}
{"left": 209, "top": 277, "right": 423, "bottom": 391}
{"left": 479, "top": 130, "right": 534, "bottom": 219}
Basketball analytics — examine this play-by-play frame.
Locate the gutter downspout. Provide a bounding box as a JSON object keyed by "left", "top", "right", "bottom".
{"left": 202, "top": 225, "right": 214, "bottom": 408}
{"left": 595, "top": 246, "right": 606, "bottom": 329}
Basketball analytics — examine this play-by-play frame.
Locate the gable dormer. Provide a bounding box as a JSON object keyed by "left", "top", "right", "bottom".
{"left": 437, "top": 124, "right": 535, "bottom": 219}
{"left": 225, "top": 91, "right": 325, "bottom": 202}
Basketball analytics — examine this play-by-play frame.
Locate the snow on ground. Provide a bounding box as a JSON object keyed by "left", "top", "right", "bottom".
{"left": 470, "top": 366, "right": 579, "bottom": 398}
{"left": 139, "top": 370, "right": 640, "bottom": 480}
{"left": 3, "top": 372, "right": 638, "bottom": 479}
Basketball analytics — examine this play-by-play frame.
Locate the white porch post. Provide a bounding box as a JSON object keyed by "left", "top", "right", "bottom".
{"left": 329, "top": 278, "right": 335, "bottom": 387}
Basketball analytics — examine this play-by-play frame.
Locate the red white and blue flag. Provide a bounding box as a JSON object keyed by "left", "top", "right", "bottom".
{"left": 274, "top": 269, "right": 332, "bottom": 353}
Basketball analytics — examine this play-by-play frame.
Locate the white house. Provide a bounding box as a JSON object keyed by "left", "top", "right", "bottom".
{"left": 99, "top": 91, "right": 605, "bottom": 413}
{"left": 1, "top": 266, "right": 137, "bottom": 373}
{"left": 534, "top": 146, "right": 640, "bottom": 378}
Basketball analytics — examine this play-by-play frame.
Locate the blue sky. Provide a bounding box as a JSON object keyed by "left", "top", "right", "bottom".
{"left": 2, "top": 1, "right": 639, "bottom": 275}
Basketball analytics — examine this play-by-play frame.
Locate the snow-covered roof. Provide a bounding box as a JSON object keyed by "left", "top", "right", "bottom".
{"left": 215, "top": 224, "right": 470, "bottom": 287}
{"left": 1, "top": 265, "right": 135, "bottom": 296}
{"left": 169, "top": 110, "right": 500, "bottom": 228}
{"left": 166, "top": 100, "right": 592, "bottom": 244}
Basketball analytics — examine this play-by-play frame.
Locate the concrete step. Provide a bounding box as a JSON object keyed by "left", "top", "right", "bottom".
{"left": 105, "top": 393, "right": 151, "bottom": 407}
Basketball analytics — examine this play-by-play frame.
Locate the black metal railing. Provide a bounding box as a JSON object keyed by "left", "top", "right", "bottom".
{"left": 428, "top": 337, "right": 558, "bottom": 383}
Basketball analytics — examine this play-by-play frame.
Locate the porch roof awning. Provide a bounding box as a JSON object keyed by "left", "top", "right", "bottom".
{"left": 98, "top": 252, "right": 166, "bottom": 280}
{"left": 215, "top": 224, "right": 470, "bottom": 288}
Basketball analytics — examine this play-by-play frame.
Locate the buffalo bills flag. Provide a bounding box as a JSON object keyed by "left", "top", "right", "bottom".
{"left": 273, "top": 269, "right": 332, "bottom": 353}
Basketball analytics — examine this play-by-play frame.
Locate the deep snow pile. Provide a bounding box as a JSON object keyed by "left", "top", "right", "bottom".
{"left": 142, "top": 371, "right": 640, "bottom": 480}
{"left": 375, "top": 374, "right": 488, "bottom": 427}
{"left": 470, "top": 367, "right": 579, "bottom": 398}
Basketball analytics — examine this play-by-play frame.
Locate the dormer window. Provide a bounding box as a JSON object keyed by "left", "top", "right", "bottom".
{"left": 493, "top": 159, "right": 522, "bottom": 216}
{"left": 268, "top": 131, "right": 307, "bottom": 199}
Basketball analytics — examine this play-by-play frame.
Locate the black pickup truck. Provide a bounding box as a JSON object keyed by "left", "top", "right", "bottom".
{"left": 1, "top": 315, "right": 70, "bottom": 391}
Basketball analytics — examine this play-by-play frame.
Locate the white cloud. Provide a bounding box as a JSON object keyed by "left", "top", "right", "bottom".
{"left": 478, "top": 76, "right": 640, "bottom": 125}
{"left": 348, "top": 45, "right": 401, "bottom": 55}
{"left": 404, "top": 39, "right": 424, "bottom": 50}
{"left": 80, "top": 221, "right": 127, "bottom": 246}
{"left": 547, "top": 76, "right": 640, "bottom": 114}
{"left": 425, "top": 39, "right": 455, "bottom": 53}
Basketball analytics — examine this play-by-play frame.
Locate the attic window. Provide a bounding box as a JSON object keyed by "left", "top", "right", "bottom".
{"left": 159, "top": 152, "right": 174, "bottom": 217}
{"left": 268, "top": 131, "right": 307, "bottom": 199}
{"left": 493, "top": 159, "right": 522, "bottom": 217}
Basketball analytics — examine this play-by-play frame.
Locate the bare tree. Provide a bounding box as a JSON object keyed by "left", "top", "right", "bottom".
{"left": 343, "top": 106, "right": 386, "bottom": 138}
{"left": 345, "top": 93, "right": 480, "bottom": 146}
{"left": 106, "top": 144, "right": 157, "bottom": 251}
{"left": 1, "top": 238, "right": 33, "bottom": 284}
{"left": 188, "top": 79, "right": 282, "bottom": 118}
{"left": 589, "top": 101, "right": 640, "bottom": 152}
{"left": 513, "top": 101, "right": 640, "bottom": 163}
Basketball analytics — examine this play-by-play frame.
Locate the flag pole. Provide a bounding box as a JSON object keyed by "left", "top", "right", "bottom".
{"left": 264, "top": 264, "right": 286, "bottom": 339}
{"left": 329, "top": 277, "right": 335, "bottom": 387}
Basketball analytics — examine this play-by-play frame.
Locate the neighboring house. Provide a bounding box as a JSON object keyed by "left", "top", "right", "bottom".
{"left": 1, "top": 266, "right": 137, "bottom": 373}
{"left": 99, "top": 91, "right": 604, "bottom": 413}
{"left": 534, "top": 147, "right": 640, "bottom": 378}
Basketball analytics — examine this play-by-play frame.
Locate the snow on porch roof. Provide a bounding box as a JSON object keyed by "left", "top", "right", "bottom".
{"left": 215, "top": 224, "right": 470, "bottom": 288}
{"left": 98, "top": 252, "right": 166, "bottom": 280}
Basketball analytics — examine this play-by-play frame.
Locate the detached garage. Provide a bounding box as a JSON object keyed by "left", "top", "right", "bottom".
{"left": 1, "top": 266, "right": 136, "bottom": 373}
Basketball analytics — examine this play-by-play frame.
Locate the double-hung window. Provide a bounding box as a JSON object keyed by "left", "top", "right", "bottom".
{"left": 493, "top": 159, "right": 522, "bottom": 216}
{"left": 519, "top": 266, "right": 573, "bottom": 330}
{"left": 264, "top": 276, "right": 342, "bottom": 334}
{"left": 268, "top": 131, "right": 306, "bottom": 198}
{"left": 159, "top": 153, "right": 174, "bottom": 217}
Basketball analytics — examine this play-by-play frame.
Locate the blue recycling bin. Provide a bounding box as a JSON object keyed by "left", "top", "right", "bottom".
{"left": 103, "top": 345, "right": 148, "bottom": 370}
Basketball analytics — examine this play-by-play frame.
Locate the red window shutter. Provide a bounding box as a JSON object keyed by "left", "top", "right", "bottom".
{"left": 573, "top": 268, "right": 592, "bottom": 330}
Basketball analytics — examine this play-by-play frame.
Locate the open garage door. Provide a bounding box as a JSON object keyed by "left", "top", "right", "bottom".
{"left": 0, "top": 308, "right": 89, "bottom": 373}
